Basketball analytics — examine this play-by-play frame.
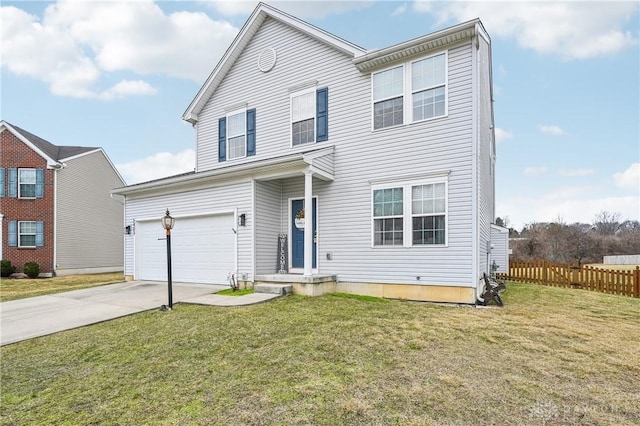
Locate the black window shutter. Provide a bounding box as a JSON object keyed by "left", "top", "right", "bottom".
{"left": 218, "top": 117, "right": 227, "bottom": 162}
{"left": 246, "top": 109, "right": 256, "bottom": 156}
{"left": 316, "top": 87, "right": 328, "bottom": 142}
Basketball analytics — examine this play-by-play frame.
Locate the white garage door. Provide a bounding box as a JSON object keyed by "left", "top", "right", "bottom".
{"left": 136, "top": 214, "right": 235, "bottom": 284}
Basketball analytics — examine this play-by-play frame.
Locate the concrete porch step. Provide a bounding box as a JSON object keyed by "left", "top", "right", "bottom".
{"left": 254, "top": 283, "right": 293, "bottom": 296}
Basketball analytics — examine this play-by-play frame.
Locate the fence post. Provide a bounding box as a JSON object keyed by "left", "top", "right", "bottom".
{"left": 542, "top": 259, "right": 547, "bottom": 284}
{"left": 634, "top": 266, "right": 640, "bottom": 298}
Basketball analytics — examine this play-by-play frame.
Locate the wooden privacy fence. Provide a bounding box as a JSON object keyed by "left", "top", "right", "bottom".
{"left": 499, "top": 260, "right": 640, "bottom": 298}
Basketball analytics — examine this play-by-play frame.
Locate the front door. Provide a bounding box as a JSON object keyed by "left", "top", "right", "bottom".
{"left": 291, "top": 198, "right": 317, "bottom": 269}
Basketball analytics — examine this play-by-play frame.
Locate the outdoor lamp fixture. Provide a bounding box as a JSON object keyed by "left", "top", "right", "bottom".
{"left": 161, "top": 209, "right": 175, "bottom": 310}
{"left": 238, "top": 213, "right": 246, "bottom": 227}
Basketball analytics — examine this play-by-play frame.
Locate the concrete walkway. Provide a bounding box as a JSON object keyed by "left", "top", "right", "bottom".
{"left": 0, "top": 281, "right": 282, "bottom": 346}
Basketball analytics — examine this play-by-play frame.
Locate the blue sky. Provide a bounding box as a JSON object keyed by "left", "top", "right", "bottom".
{"left": 2, "top": 1, "right": 639, "bottom": 230}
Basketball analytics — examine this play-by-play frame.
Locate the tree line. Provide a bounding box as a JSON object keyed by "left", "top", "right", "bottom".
{"left": 496, "top": 211, "right": 640, "bottom": 265}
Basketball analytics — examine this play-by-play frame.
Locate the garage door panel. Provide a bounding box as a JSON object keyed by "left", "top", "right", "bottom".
{"left": 136, "top": 214, "right": 234, "bottom": 284}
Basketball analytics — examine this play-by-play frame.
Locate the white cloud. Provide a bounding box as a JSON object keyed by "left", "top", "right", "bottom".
{"left": 392, "top": 4, "right": 407, "bottom": 16}
{"left": 97, "top": 80, "right": 158, "bottom": 101}
{"left": 117, "top": 149, "right": 196, "bottom": 185}
{"left": 558, "top": 168, "right": 594, "bottom": 177}
{"left": 206, "top": 0, "right": 374, "bottom": 19}
{"left": 412, "top": 1, "right": 638, "bottom": 59}
{"left": 523, "top": 166, "right": 547, "bottom": 177}
{"left": 494, "top": 127, "right": 513, "bottom": 143}
{"left": 0, "top": 1, "right": 239, "bottom": 99}
{"left": 613, "top": 162, "right": 640, "bottom": 191}
{"left": 538, "top": 124, "right": 565, "bottom": 136}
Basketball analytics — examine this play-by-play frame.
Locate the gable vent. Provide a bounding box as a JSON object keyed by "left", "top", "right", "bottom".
{"left": 258, "top": 48, "right": 277, "bottom": 72}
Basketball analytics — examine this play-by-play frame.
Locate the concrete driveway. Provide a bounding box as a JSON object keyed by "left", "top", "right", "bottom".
{"left": 0, "top": 281, "right": 223, "bottom": 346}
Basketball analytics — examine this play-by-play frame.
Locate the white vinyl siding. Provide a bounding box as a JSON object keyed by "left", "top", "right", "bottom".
{"left": 227, "top": 109, "right": 247, "bottom": 160}
{"left": 18, "top": 168, "right": 36, "bottom": 198}
{"left": 184, "top": 17, "right": 479, "bottom": 288}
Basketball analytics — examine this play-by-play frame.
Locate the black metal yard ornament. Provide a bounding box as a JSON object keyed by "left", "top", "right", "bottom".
{"left": 160, "top": 209, "right": 175, "bottom": 310}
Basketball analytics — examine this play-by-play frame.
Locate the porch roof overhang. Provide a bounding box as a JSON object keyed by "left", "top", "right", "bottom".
{"left": 112, "top": 146, "right": 335, "bottom": 198}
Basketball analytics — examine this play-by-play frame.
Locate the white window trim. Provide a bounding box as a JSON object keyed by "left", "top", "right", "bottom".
{"left": 226, "top": 107, "right": 247, "bottom": 161}
{"left": 371, "top": 176, "right": 448, "bottom": 248}
{"left": 410, "top": 51, "right": 449, "bottom": 124}
{"left": 370, "top": 50, "right": 449, "bottom": 131}
{"left": 18, "top": 220, "right": 37, "bottom": 248}
{"left": 290, "top": 86, "right": 317, "bottom": 147}
{"left": 370, "top": 63, "right": 405, "bottom": 131}
{"left": 18, "top": 168, "right": 37, "bottom": 199}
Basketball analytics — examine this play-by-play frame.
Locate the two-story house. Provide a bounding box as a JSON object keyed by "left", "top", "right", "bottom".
{"left": 1, "top": 121, "right": 125, "bottom": 276}
{"left": 112, "top": 3, "right": 504, "bottom": 304}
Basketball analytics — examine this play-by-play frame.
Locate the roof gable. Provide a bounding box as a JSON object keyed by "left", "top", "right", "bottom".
{"left": 182, "top": 2, "right": 365, "bottom": 124}
{"left": 1, "top": 121, "right": 98, "bottom": 166}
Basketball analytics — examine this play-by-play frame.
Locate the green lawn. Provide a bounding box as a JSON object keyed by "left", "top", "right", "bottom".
{"left": 1, "top": 283, "right": 639, "bottom": 425}
{"left": 0, "top": 273, "right": 124, "bottom": 302}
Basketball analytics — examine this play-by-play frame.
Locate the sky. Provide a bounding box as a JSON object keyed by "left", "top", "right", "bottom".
{"left": 1, "top": 0, "right": 639, "bottom": 231}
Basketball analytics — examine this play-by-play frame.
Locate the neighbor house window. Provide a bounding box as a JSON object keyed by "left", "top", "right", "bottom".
{"left": 18, "top": 168, "right": 36, "bottom": 198}
{"left": 411, "top": 53, "right": 446, "bottom": 121}
{"left": 226, "top": 109, "right": 247, "bottom": 160}
{"left": 372, "top": 65, "right": 404, "bottom": 130}
{"left": 373, "top": 187, "right": 404, "bottom": 246}
{"left": 372, "top": 178, "right": 447, "bottom": 247}
{"left": 19, "top": 221, "right": 37, "bottom": 247}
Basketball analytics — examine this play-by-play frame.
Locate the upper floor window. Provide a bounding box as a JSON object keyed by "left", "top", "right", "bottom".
{"left": 18, "top": 168, "right": 37, "bottom": 198}
{"left": 411, "top": 53, "right": 446, "bottom": 121}
{"left": 372, "top": 66, "right": 403, "bottom": 130}
{"left": 227, "top": 109, "right": 247, "bottom": 160}
{"left": 218, "top": 108, "right": 256, "bottom": 162}
{"left": 371, "top": 52, "right": 447, "bottom": 130}
{"left": 290, "top": 86, "right": 328, "bottom": 146}
{"left": 372, "top": 177, "right": 448, "bottom": 247}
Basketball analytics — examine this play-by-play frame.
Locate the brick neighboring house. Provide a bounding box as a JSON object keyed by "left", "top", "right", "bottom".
{"left": 1, "top": 121, "right": 125, "bottom": 276}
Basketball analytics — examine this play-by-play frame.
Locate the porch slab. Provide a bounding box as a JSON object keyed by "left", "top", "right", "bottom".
{"left": 254, "top": 274, "right": 337, "bottom": 297}
{"left": 255, "top": 274, "right": 337, "bottom": 284}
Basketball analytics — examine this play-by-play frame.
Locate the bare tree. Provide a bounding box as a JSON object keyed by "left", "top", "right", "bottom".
{"left": 593, "top": 211, "right": 621, "bottom": 236}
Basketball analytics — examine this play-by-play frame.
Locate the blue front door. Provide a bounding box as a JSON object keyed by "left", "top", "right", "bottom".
{"left": 291, "top": 198, "right": 317, "bottom": 269}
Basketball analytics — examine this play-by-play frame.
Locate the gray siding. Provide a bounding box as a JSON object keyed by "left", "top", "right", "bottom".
{"left": 255, "top": 180, "right": 282, "bottom": 274}
{"left": 477, "top": 36, "right": 494, "bottom": 282}
{"left": 191, "top": 18, "right": 479, "bottom": 287}
{"left": 56, "top": 150, "right": 124, "bottom": 270}
{"left": 123, "top": 180, "right": 253, "bottom": 279}
{"left": 490, "top": 225, "right": 509, "bottom": 274}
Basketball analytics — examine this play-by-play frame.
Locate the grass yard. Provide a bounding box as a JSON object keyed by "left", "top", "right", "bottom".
{"left": 1, "top": 283, "right": 639, "bottom": 425}
{"left": 0, "top": 273, "right": 124, "bottom": 302}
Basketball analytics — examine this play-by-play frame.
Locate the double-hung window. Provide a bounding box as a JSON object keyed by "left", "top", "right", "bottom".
{"left": 411, "top": 53, "right": 446, "bottom": 121}
{"left": 218, "top": 107, "right": 256, "bottom": 162}
{"left": 19, "top": 221, "right": 37, "bottom": 247}
{"left": 371, "top": 51, "right": 447, "bottom": 129}
{"left": 18, "top": 168, "right": 37, "bottom": 198}
{"left": 372, "top": 66, "right": 404, "bottom": 130}
{"left": 372, "top": 178, "right": 448, "bottom": 247}
{"left": 291, "top": 89, "right": 315, "bottom": 146}
{"left": 372, "top": 187, "right": 404, "bottom": 246}
{"left": 227, "top": 109, "right": 247, "bottom": 160}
